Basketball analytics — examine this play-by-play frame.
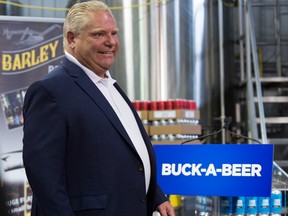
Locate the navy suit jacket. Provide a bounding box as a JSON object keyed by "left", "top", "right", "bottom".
{"left": 22, "top": 57, "right": 167, "bottom": 216}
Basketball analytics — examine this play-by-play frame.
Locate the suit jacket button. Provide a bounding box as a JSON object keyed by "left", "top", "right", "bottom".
{"left": 138, "top": 166, "right": 144, "bottom": 172}
{"left": 141, "top": 197, "right": 146, "bottom": 203}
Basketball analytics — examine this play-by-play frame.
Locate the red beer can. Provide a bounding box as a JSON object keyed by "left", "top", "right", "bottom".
{"left": 140, "top": 101, "right": 149, "bottom": 110}
{"left": 165, "top": 100, "right": 173, "bottom": 110}
{"left": 157, "top": 101, "right": 165, "bottom": 110}
{"left": 149, "top": 101, "right": 157, "bottom": 110}
{"left": 132, "top": 101, "right": 141, "bottom": 110}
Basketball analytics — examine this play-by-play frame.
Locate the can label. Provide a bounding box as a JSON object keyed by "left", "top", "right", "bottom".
{"left": 220, "top": 197, "right": 232, "bottom": 215}
{"left": 232, "top": 196, "right": 245, "bottom": 215}
{"left": 246, "top": 197, "right": 258, "bottom": 214}
{"left": 258, "top": 197, "right": 270, "bottom": 214}
{"left": 270, "top": 190, "right": 282, "bottom": 213}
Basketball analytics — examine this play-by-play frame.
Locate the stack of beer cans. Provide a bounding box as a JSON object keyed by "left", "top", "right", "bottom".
{"left": 220, "top": 189, "right": 283, "bottom": 216}
{"left": 132, "top": 99, "right": 202, "bottom": 144}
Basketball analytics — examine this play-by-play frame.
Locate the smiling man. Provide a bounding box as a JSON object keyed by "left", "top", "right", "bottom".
{"left": 22, "top": 1, "right": 174, "bottom": 216}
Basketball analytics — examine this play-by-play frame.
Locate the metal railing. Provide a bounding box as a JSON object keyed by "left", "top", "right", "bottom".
{"left": 242, "top": 0, "right": 268, "bottom": 144}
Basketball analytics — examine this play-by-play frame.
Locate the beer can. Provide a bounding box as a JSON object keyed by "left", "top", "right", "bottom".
{"left": 159, "top": 134, "right": 166, "bottom": 141}
{"left": 140, "top": 101, "right": 149, "bottom": 110}
{"left": 165, "top": 100, "right": 173, "bottom": 110}
{"left": 132, "top": 101, "right": 140, "bottom": 110}
{"left": 167, "top": 134, "right": 175, "bottom": 141}
{"left": 232, "top": 196, "right": 245, "bottom": 215}
{"left": 220, "top": 196, "right": 232, "bottom": 216}
{"left": 188, "top": 100, "right": 197, "bottom": 110}
{"left": 160, "top": 119, "right": 167, "bottom": 126}
{"left": 258, "top": 196, "right": 270, "bottom": 215}
{"left": 151, "top": 135, "right": 159, "bottom": 141}
{"left": 156, "top": 101, "right": 165, "bottom": 110}
{"left": 270, "top": 189, "right": 282, "bottom": 215}
{"left": 149, "top": 101, "right": 157, "bottom": 110}
{"left": 173, "top": 99, "right": 183, "bottom": 109}
{"left": 167, "top": 119, "right": 175, "bottom": 125}
{"left": 245, "top": 197, "right": 258, "bottom": 215}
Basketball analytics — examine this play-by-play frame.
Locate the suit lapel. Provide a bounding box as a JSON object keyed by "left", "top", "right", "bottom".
{"left": 114, "top": 83, "right": 154, "bottom": 154}
{"left": 114, "top": 82, "right": 156, "bottom": 179}
{"left": 62, "top": 58, "right": 136, "bottom": 151}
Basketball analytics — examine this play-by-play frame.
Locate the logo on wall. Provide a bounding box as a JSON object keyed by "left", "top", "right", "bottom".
{"left": 1, "top": 24, "right": 63, "bottom": 75}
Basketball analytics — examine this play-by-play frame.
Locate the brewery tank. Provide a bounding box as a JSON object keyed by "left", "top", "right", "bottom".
{"left": 108, "top": 0, "right": 221, "bottom": 130}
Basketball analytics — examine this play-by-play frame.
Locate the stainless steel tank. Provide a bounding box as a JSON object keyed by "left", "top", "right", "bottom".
{"left": 108, "top": 0, "right": 221, "bottom": 128}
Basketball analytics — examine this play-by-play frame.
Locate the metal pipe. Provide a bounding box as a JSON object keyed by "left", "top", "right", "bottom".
{"left": 252, "top": 2, "right": 288, "bottom": 7}
{"left": 239, "top": 0, "right": 245, "bottom": 82}
{"left": 159, "top": 0, "right": 168, "bottom": 100}
{"left": 247, "top": 0, "right": 268, "bottom": 144}
{"left": 6, "top": 0, "right": 11, "bottom": 15}
{"left": 122, "top": 0, "right": 135, "bottom": 100}
{"left": 274, "top": 0, "right": 282, "bottom": 77}
{"left": 245, "top": 0, "right": 259, "bottom": 142}
{"left": 138, "top": 0, "right": 149, "bottom": 100}
{"left": 218, "top": 0, "right": 225, "bottom": 144}
{"left": 150, "top": 0, "right": 161, "bottom": 100}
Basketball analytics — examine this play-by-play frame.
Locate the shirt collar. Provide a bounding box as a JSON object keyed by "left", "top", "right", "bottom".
{"left": 65, "top": 51, "right": 116, "bottom": 88}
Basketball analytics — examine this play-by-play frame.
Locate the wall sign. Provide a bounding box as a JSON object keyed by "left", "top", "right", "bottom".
{"left": 0, "top": 15, "right": 64, "bottom": 216}
{"left": 154, "top": 144, "right": 274, "bottom": 196}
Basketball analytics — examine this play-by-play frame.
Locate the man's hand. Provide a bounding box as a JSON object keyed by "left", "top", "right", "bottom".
{"left": 156, "top": 201, "right": 175, "bottom": 216}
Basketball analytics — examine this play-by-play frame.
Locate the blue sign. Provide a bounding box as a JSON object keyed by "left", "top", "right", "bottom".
{"left": 154, "top": 144, "right": 274, "bottom": 196}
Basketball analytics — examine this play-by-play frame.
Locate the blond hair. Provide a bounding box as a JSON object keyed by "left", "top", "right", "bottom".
{"left": 63, "top": 0, "right": 114, "bottom": 48}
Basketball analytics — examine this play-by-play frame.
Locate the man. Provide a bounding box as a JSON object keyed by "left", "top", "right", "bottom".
{"left": 22, "top": 1, "right": 175, "bottom": 216}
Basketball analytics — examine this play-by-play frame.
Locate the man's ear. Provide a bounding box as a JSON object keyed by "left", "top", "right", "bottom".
{"left": 67, "top": 31, "right": 76, "bottom": 49}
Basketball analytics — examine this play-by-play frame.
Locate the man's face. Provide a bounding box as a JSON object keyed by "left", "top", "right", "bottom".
{"left": 69, "top": 11, "right": 119, "bottom": 77}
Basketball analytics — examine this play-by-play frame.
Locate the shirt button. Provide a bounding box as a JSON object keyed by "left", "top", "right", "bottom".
{"left": 141, "top": 197, "right": 146, "bottom": 203}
